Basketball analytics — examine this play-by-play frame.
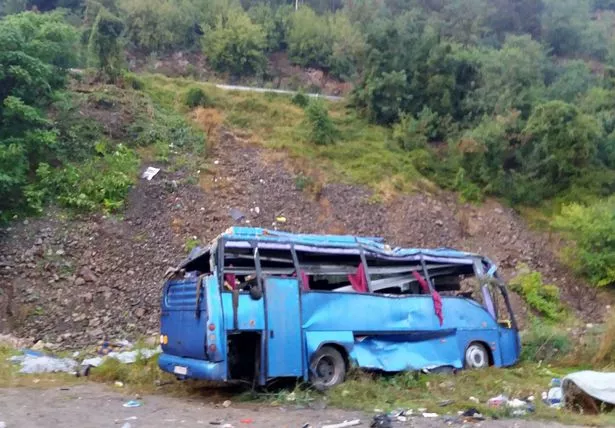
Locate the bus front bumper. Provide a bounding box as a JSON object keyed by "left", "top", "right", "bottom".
{"left": 158, "top": 353, "right": 226, "bottom": 381}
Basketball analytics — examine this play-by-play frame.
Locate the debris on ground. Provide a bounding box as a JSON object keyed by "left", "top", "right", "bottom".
{"left": 142, "top": 167, "right": 160, "bottom": 181}
{"left": 370, "top": 414, "right": 392, "bottom": 428}
{"left": 229, "top": 208, "right": 245, "bottom": 222}
{"left": 81, "top": 347, "right": 161, "bottom": 369}
{"left": 322, "top": 419, "right": 361, "bottom": 428}
{"left": 543, "top": 378, "right": 563, "bottom": 409}
{"left": 122, "top": 400, "right": 143, "bottom": 408}
{"left": 562, "top": 371, "right": 615, "bottom": 414}
{"left": 487, "top": 394, "right": 508, "bottom": 408}
{"left": 9, "top": 350, "right": 77, "bottom": 374}
{"left": 222, "top": 400, "right": 232, "bottom": 408}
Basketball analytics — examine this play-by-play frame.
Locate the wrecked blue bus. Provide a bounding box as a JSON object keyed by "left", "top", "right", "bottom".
{"left": 159, "top": 227, "right": 520, "bottom": 388}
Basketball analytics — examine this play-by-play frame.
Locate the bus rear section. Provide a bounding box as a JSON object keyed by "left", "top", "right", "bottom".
{"left": 158, "top": 275, "right": 227, "bottom": 381}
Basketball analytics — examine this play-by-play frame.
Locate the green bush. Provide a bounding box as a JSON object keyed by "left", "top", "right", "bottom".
{"left": 304, "top": 100, "right": 338, "bottom": 145}
{"left": 521, "top": 317, "right": 572, "bottom": 363}
{"left": 287, "top": 7, "right": 332, "bottom": 69}
{"left": 553, "top": 197, "right": 615, "bottom": 287}
{"left": 203, "top": 8, "right": 267, "bottom": 76}
{"left": 291, "top": 91, "right": 309, "bottom": 108}
{"left": 510, "top": 264, "right": 564, "bottom": 321}
{"left": 31, "top": 143, "right": 139, "bottom": 213}
{"left": 184, "top": 86, "right": 213, "bottom": 109}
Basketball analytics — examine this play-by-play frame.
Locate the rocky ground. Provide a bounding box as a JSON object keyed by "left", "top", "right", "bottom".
{"left": 0, "top": 117, "right": 611, "bottom": 348}
{"left": 0, "top": 384, "right": 582, "bottom": 428}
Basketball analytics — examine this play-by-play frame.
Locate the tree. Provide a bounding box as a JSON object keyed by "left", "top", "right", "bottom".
{"left": 202, "top": 8, "right": 266, "bottom": 76}
{"left": 328, "top": 11, "right": 366, "bottom": 79}
{"left": 469, "top": 35, "right": 548, "bottom": 118}
{"left": 522, "top": 101, "right": 600, "bottom": 197}
{"left": 287, "top": 7, "right": 332, "bottom": 68}
{"left": 541, "top": 0, "right": 591, "bottom": 56}
{"left": 118, "top": 0, "right": 198, "bottom": 53}
{"left": 87, "top": 7, "right": 125, "bottom": 80}
{"left": 0, "top": 11, "right": 77, "bottom": 215}
{"left": 547, "top": 60, "right": 593, "bottom": 103}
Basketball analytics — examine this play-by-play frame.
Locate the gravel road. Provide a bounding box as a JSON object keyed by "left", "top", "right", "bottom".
{"left": 0, "top": 384, "right": 579, "bottom": 428}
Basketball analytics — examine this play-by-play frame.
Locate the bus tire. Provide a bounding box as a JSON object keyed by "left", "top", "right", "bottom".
{"left": 309, "top": 345, "right": 346, "bottom": 390}
{"left": 465, "top": 342, "right": 490, "bottom": 369}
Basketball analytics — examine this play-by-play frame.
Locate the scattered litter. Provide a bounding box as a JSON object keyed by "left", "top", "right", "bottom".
{"left": 209, "top": 421, "right": 222, "bottom": 425}
{"left": 469, "top": 396, "right": 479, "bottom": 404}
{"left": 301, "top": 424, "right": 312, "bottom": 428}
{"left": 222, "top": 400, "right": 232, "bottom": 408}
{"left": 371, "top": 414, "right": 392, "bottom": 428}
{"left": 422, "top": 413, "right": 438, "bottom": 418}
{"left": 142, "top": 167, "right": 160, "bottom": 181}
{"left": 438, "top": 399, "right": 454, "bottom": 407}
{"left": 81, "top": 347, "right": 161, "bottom": 370}
{"left": 526, "top": 395, "right": 535, "bottom": 402}
{"left": 221, "top": 424, "right": 234, "bottom": 428}
{"left": 544, "top": 380, "right": 563, "bottom": 408}
{"left": 0, "top": 421, "right": 6, "bottom": 428}
{"left": 254, "top": 206, "right": 260, "bottom": 215}
{"left": 230, "top": 209, "right": 245, "bottom": 222}
{"left": 286, "top": 392, "right": 296, "bottom": 401}
{"left": 417, "top": 408, "right": 427, "bottom": 412}
{"left": 275, "top": 216, "right": 287, "bottom": 223}
{"left": 239, "top": 419, "right": 254, "bottom": 424}
{"left": 214, "top": 160, "right": 220, "bottom": 165}
{"left": 121, "top": 424, "right": 131, "bottom": 428}
{"left": 322, "top": 420, "right": 361, "bottom": 428}
{"left": 487, "top": 394, "right": 508, "bottom": 408}
{"left": 511, "top": 409, "right": 527, "bottom": 417}
{"left": 124, "top": 417, "right": 138, "bottom": 421}
{"left": 122, "top": 400, "right": 143, "bottom": 408}
{"left": 115, "top": 381, "right": 124, "bottom": 388}
{"left": 9, "top": 352, "right": 77, "bottom": 374}
{"left": 507, "top": 398, "right": 527, "bottom": 409}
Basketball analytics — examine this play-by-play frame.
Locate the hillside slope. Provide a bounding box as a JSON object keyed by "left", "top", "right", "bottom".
{"left": 0, "top": 79, "right": 610, "bottom": 347}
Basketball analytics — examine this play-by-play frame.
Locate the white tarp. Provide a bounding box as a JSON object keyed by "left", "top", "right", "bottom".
{"left": 563, "top": 371, "right": 615, "bottom": 405}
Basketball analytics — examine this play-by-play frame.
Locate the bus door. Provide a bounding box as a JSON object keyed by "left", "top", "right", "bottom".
{"left": 474, "top": 260, "right": 519, "bottom": 366}
{"left": 264, "top": 277, "right": 303, "bottom": 378}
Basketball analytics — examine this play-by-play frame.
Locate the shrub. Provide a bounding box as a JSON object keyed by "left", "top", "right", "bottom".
{"left": 553, "top": 197, "right": 615, "bottom": 287}
{"left": 32, "top": 144, "right": 139, "bottom": 213}
{"left": 184, "top": 86, "right": 213, "bottom": 109}
{"left": 202, "top": 8, "right": 267, "bottom": 76}
{"left": 287, "top": 7, "right": 332, "bottom": 69}
{"left": 509, "top": 264, "right": 564, "bottom": 321}
{"left": 291, "top": 91, "right": 309, "bottom": 108}
{"left": 521, "top": 317, "right": 572, "bottom": 363}
{"left": 304, "top": 100, "right": 338, "bottom": 145}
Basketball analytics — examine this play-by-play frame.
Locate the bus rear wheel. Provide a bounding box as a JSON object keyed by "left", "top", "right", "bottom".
{"left": 465, "top": 342, "right": 490, "bottom": 369}
{"left": 309, "top": 346, "right": 346, "bottom": 390}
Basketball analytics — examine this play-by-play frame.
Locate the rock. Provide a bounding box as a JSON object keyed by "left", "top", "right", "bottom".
{"left": 83, "top": 293, "right": 93, "bottom": 303}
{"left": 435, "top": 220, "right": 443, "bottom": 227}
{"left": 79, "top": 267, "right": 97, "bottom": 283}
{"left": 135, "top": 308, "right": 145, "bottom": 318}
{"left": 74, "top": 277, "right": 86, "bottom": 286}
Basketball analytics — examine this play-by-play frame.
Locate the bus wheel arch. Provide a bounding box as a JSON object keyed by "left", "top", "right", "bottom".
{"left": 464, "top": 341, "right": 492, "bottom": 369}
{"left": 309, "top": 344, "right": 348, "bottom": 390}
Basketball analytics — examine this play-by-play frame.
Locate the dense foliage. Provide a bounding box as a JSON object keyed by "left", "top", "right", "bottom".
{"left": 2, "top": 1, "right": 615, "bottom": 288}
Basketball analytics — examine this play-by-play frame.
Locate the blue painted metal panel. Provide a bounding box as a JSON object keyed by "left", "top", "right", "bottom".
{"left": 265, "top": 278, "right": 303, "bottom": 378}
{"left": 160, "top": 277, "right": 207, "bottom": 360}
{"left": 351, "top": 335, "right": 462, "bottom": 371}
{"left": 498, "top": 328, "right": 521, "bottom": 367}
{"left": 159, "top": 353, "right": 226, "bottom": 381}
{"left": 221, "top": 292, "right": 265, "bottom": 330}
{"left": 205, "top": 275, "right": 225, "bottom": 363}
{"left": 300, "top": 292, "right": 509, "bottom": 371}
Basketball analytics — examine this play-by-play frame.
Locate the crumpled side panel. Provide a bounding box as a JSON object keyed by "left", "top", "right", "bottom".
{"left": 351, "top": 335, "right": 463, "bottom": 372}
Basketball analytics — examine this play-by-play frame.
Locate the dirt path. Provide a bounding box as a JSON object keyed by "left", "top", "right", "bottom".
{"left": 0, "top": 384, "right": 578, "bottom": 428}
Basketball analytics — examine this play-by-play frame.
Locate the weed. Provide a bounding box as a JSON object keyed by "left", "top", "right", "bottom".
{"left": 184, "top": 236, "right": 201, "bottom": 253}
{"left": 520, "top": 317, "right": 572, "bottom": 363}
{"left": 594, "top": 313, "right": 615, "bottom": 366}
{"left": 185, "top": 86, "right": 214, "bottom": 109}
{"left": 510, "top": 264, "right": 565, "bottom": 321}
{"left": 294, "top": 174, "right": 313, "bottom": 191}
{"left": 304, "top": 100, "right": 338, "bottom": 145}
{"left": 291, "top": 91, "right": 309, "bottom": 108}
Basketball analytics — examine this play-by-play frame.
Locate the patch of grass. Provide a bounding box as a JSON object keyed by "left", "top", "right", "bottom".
{"left": 89, "top": 354, "right": 167, "bottom": 392}
{"left": 510, "top": 264, "right": 566, "bottom": 321}
{"left": 184, "top": 236, "right": 201, "bottom": 253}
{"left": 138, "top": 74, "right": 426, "bottom": 195}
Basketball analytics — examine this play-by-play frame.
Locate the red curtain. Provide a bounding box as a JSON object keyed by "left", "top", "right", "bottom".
{"left": 349, "top": 263, "right": 368, "bottom": 293}
{"left": 412, "top": 271, "right": 444, "bottom": 326}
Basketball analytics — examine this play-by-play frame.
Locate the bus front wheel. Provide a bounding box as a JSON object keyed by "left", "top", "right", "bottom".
{"left": 465, "top": 342, "right": 490, "bottom": 369}
{"left": 309, "top": 345, "right": 346, "bottom": 390}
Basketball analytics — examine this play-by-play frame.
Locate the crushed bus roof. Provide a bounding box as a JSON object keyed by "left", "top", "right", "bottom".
{"left": 219, "top": 227, "right": 482, "bottom": 261}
